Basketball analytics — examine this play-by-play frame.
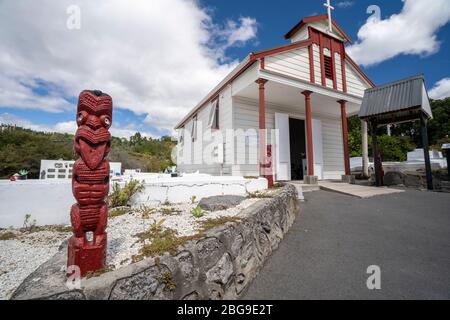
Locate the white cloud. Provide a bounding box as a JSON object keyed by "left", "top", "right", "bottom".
{"left": 0, "top": 113, "right": 156, "bottom": 139}
{"left": 0, "top": 0, "right": 258, "bottom": 134}
{"left": 429, "top": 78, "right": 450, "bottom": 100}
{"left": 335, "top": 1, "right": 354, "bottom": 9}
{"left": 218, "top": 17, "right": 258, "bottom": 49}
{"left": 347, "top": 0, "right": 450, "bottom": 66}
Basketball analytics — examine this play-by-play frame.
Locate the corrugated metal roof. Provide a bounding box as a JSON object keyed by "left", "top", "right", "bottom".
{"left": 359, "top": 75, "right": 432, "bottom": 121}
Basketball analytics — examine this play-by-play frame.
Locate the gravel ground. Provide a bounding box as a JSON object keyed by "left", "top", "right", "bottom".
{"left": 106, "top": 199, "right": 259, "bottom": 269}
{"left": 0, "top": 198, "right": 260, "bottom": 300}
{"left": 0, "top": 230, "right": 70, "bottom": 300}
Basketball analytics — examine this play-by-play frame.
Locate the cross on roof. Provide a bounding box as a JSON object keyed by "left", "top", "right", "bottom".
{"left": 323, "top": 0, "right": 335, "bottom": 33}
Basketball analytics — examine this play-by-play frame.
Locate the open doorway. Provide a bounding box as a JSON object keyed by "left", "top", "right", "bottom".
{"left": 289, "top": 118, "right": 306, "bottom": 180}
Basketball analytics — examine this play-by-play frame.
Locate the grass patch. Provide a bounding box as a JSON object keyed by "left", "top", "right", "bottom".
{"left": 159, "top": 272, "right": 176, "bottom": 291}
{"left": 247, "top": 191, "right": 273, "bottom": 199}
{"left": 160, "top": 207, "right": 182, "bottom": 216}
{"left": 198, "top": 216, "right": 241, "bottom": 232}
{"left": 133, "top": 216, "right": 241, "bottom": 261}
{"left": 109, "top": 207, "right": 131, "bottom": 218}
{"left": 85, "top": 267, "right": 114, "bottom": 279}
{"left": 0, "top": 231, "right": 18, "bottom": 241}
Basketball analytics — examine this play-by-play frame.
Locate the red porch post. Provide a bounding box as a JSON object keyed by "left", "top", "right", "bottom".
{"left": 338, "top": 100, "right": 351, "bottom": 177}
{"left": 256, "top": 78, "right": 273, "bottom": 187}
{"left": 302, "top": 90, "right": 316, "bottom": 184}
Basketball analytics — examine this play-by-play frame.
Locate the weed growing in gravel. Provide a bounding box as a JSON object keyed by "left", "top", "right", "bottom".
{"left": 108, "top": 179, "right": 144, "bottom": 208}
{"left": 23, "top": 214, "right": 36, "bottom": 231}
{"left": 133, "top": 219, "right": 202, "bottom": 261}
{"left": 190, "top": 195, "right": 197, "bottom": 204}
{"left": 137, "top": 205, "right": 156, "bottom": 219}
{"left": 160, "top": 207, "right": 182, "bottom": 216}
{"left": 0, "top": 231, "right": 18, "bottom": 241}
{"left": 191, "top": 207, "right": 205, "bottom": 218}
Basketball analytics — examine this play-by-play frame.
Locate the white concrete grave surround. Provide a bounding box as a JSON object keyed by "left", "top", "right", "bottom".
{"left": 0, "top": 176, "right": 268, "bottom": 228}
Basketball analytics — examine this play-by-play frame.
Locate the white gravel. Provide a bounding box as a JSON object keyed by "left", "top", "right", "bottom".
{"left": 106, "top": 199, "right": 259, "bottom": 269}
{"left": 0, "top": 230, "right": 70, "bottom": 300}
{"left": 0, "top": 198, "right": 260, "bottom": 300}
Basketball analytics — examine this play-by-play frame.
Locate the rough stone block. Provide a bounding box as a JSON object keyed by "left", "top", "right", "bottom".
{"left": 198, "top": 195, "right": 246, "bottom": 212}
{"left": 383, "top": 172, "right": 405, "bottom": 186}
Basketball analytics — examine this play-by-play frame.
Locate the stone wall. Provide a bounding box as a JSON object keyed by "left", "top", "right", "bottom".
{"left": 383, "top": 169, "right": 449, "bottom": 191}
{"left": 11, "top": 185, "right": 299, "bottom": 300}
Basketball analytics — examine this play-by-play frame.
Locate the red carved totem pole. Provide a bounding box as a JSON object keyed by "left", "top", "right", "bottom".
{"left": 68, "top": 90, "right": 113, "bottom": 276}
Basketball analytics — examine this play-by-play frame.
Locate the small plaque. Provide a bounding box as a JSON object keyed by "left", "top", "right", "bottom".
{"left": 442, "top": 143, "right": 450, "bottom": 150}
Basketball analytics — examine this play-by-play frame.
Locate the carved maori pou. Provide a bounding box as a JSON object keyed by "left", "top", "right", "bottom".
{"left": 68, "top": 90, "right": 112, "bottom": 276}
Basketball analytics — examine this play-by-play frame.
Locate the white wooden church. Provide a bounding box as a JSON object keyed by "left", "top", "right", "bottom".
{"left": 175, "top": 10, "right": 374, "bottom": 184}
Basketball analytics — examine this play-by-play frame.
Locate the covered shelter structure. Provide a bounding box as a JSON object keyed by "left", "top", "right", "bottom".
{"left": 359, "top": 75, "right": 434, "bottom": 190}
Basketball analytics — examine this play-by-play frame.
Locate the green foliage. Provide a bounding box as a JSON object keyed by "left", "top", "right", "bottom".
{"left": 0, "top": 126, "right": 74, "bottom": 179}
{"left": 374, "top": 135, "right": 415, "bottom": 161}
{"left": 0, "top": 126, "right": 176, "bottom": 179}
{"left": 108, "top": 179, "right": 145, "bottom": 208}
{"left": 191, "top": 207, "right": 205, "bottom": 218}
{"left": 347, "top": 97, "right": 450, "bottom": 161}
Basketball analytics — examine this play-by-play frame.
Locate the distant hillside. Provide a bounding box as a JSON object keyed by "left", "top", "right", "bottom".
{"left": 0, "top": 126, "right": 176, "bottom": 179}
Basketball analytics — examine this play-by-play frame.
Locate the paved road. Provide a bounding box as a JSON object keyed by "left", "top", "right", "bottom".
{"left": 243, "top": 189, "right": 450, "bottom": 300}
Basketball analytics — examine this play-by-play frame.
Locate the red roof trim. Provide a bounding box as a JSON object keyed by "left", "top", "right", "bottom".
{"left": 345, "top": 55, "right": 376, "bottom": 88}
{"left": 250, "top": 40, "right": 312, "bottom": 60}
{"left": 284, "top": 14, "right": 353, "bottom": 44}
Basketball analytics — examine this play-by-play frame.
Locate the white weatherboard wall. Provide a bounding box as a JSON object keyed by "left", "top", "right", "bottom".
{"left": 232, "top": 97, "right": 344, "bottom": 179}
{"left": 0, "top": 177, "right": 268, "bottom": 228}
{"left": 265, "top": 48, "right": 310, "bottom": 82}
{"left": 345, "top": 62, "right": 370, "bottom": 97}
{"left": 177, "top": 86, "right": 234, "bottom": 176}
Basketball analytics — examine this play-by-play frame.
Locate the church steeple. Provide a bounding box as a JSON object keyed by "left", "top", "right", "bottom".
{"left": 284, "top": 14, "right": 352, "bottom": 44}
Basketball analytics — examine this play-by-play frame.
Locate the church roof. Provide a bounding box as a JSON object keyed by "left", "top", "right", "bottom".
{"left": 284, "top": 14, "right": 353, "bottom": 44}
{"left": 359, "top": 75, "right": 432, "bottom": 124}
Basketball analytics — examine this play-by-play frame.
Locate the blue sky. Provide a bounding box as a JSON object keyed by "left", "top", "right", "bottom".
{"left": 0, "top": 0, "right": 449, "bottom": 138}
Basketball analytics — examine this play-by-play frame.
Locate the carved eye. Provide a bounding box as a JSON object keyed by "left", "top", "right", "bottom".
{"left": 77, "top": 111, "right": 87, "bottom": 125}
{"left": 101, "top": 115, "right": 111, "bottom": 128}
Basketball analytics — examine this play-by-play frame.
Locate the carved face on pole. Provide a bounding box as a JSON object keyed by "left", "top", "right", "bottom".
{"left": 68, "top": 90, "right": 113, "bottom": 277}
{"left": 74, "top": 91, "right": 112, "bottom": 170}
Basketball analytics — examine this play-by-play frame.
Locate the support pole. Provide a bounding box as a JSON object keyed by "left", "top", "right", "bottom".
{"left": 338, "top": 100, "right": 351, "bottom": 176}
{"left": 256, "top": 78, "right": 273, "bottom": 187}
{"left": 370, "top": 121, "right": 382, "bottom": 187}
{"left": 361, "top": 120, "right": 369, "bottom": 178}
{"left": 421, "top": 116, "right": 433, "bottom": 190}
{"left": 302, "top": 90, "right": 317, "bottom": 184}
